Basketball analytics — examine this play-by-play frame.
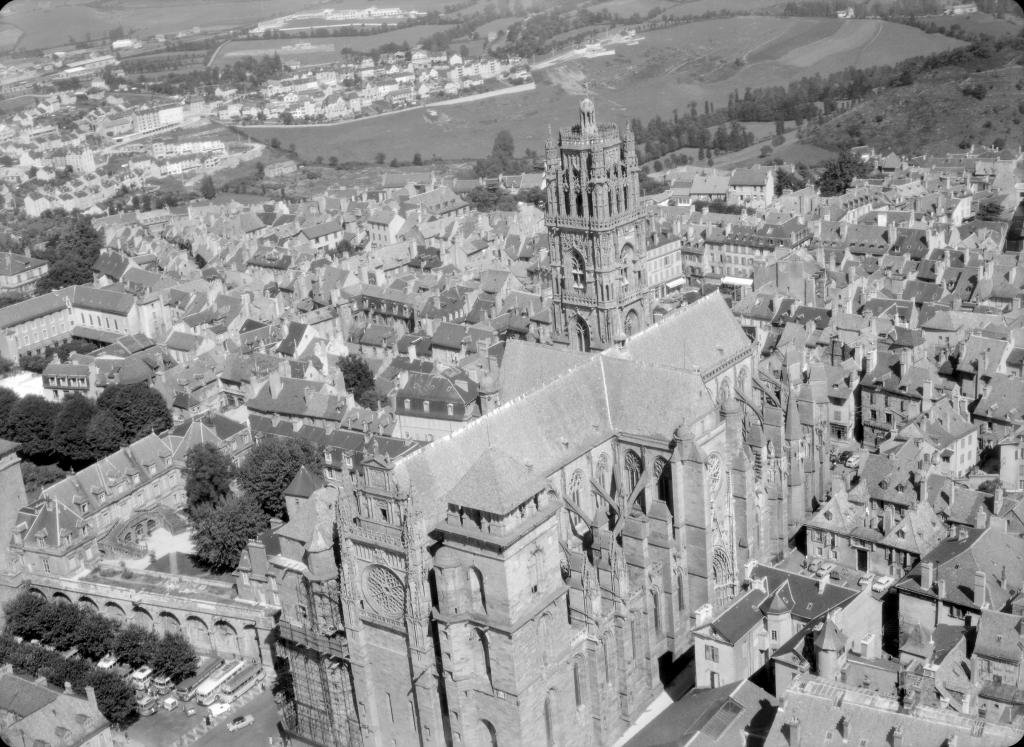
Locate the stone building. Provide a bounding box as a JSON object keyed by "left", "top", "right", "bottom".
{"left": 546, "top": 97, "right": 655, "bottom": 351}
{"left": 269, "top": 287, "right": 813, "bottom": 746}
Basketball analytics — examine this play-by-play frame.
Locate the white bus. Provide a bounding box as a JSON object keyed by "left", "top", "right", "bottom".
{"left": 219, "top": 661, "right": 264, "bottom": 704}
{"left": 195, "top": 660, "right": 245, "bottom": 706}
{"left": 176, "top": 657, "right": 223, "bottom": 702}
{"left": 129, "top": 666, "right": 154, "bottom": 691}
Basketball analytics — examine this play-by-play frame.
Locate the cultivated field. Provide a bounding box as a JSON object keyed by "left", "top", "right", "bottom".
{"left": 239, "top": 16, "right": 965, "bottom": 164}
{"left": 210, "top": 25, "right": 457, "bottom": 66}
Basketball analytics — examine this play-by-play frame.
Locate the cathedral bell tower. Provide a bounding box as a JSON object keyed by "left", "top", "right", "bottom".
{"left": 546, "top": 97, "right": 654, "bottom": 351}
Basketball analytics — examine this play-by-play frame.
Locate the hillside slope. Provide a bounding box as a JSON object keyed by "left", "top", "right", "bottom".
{"left": 804, "top": 62, "right": 1024, "bottom": 156}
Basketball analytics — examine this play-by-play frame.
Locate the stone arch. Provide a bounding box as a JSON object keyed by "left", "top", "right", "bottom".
{"left": 77, "top": 596, "right": 98, "bottom": 612}
{"left": 624, "top": 449, "right": 644, "bottom": 514}
{"left": 471, "top": 628, "right": 492, "bottom": 685}
{"left": 572, "top": 315, "right": 591, "bottom": 352}
{"left": 480, "top": 719, "right": 498, "bottom": 747}
{"left": 624, "top": 308, "right": 640, "bottom": 336}
{"left": 241, "top": 624, "right": 260, "bottom": 660}
{"left": 27, "top": 587, "right": 45, "bottom": 599}
{"left": 51, "top": 591, "right": 72, "bottom": 605}
{"left": 654, "top": 457, "right": 672, "bottom": 507}
{"left": 186, "top": 616, "right": 211, "bottom": 651}
{"left": 131, "top": 606, "right": 154, "bottom": 631}
{"left": 158, "top": 611, "right": 181, "bottom": 636}
{"left": 468, "top": 567, "right": 486, "bottom": 614}
{"left": 214, "top": 620, "right": 239, "bottom": 656}
{"left": 103, "top": 601, "right": 126, "bottom": 622}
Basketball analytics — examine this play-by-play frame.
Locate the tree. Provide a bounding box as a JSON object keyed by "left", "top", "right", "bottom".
{"left": 7, "top": 395, "right": 58, "bottom": 460}
{"left": 88, "top": 669, "right": 137, "bottom": 728}
{"left": 375, "top": 152, "right": 386, "bottom": 165}
{"left": 113, "top": 624, "right": 158, "bottom": 670}
{"left": 817, "top": 150, "right": 869, "bottom": 197}
{"left": 51, "top": 394, "right": 97, "bottom": 466}
{"left": 977, "top": 198, "right": 1004, "bottom": 221}
{"left": 96, "top": 383, "right": 172, "bottom": 444}
{"left": 4, "top": 591, "right": 47, "bottom": 640}
{"left": 151, "top": 632, "right": 197, "bottom": 683}
{"left": 74, "top": 609, "right": 116, "bottom": 661}
{"left": 492, "top": 130, "right": 515, "bottom": 163}
{"left": 280, "top": 111, "right": 294, "bottom": 125}
{"left": 389, "top": 157, "right": 400, "bottom": 167}
{"left": 0, "top": 388, "right": 18, "bottom": 434}
{"left": 184, "top": 443, "right": 235, "bottom": 515}
{"left": 35, "top": 215, "right": 102, "bottom": 293}
{"left": 237, "top": 437, "right": 324, "bottom": 520}
{"left": 412, "top": 152, "right": 423, "bottom": 166}
{"left": 191, "top": 495, "right": 270, "bottom": 572}
{"left": 199, "top": 175, "right": 216, "bottom": 199}
{"left": 269, "top": 137, "right": 281, "bottom": 150}
{"left": 254, "top": 161, "right": 265, "bottom": 179}
{"left": 340, "top": 354, "right": 377, "bottom": 409}
{"left": 37, "top": 598, "right": 81, "bottom": 650}
{"left": 86, "top": 409, "right": 124, "bottom": 459}
{"left": 775, "top": 168, "right": 806, "bottom": 196}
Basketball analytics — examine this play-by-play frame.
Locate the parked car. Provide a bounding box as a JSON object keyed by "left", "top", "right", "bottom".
{"left": 185, "top": 705, "right": 198, "bottom": 717}
{"left": 871, "top": 575, "right": 894, "bottom": 593}
{"left": 845, "top": 453, "right": 861, "bottom": 469}
{"left": 209, "top": 702, "right": 232, "bottom": 718}
{"left": 137, "top": 695, "right": 158, "bottom": 716}
{"left": 162, "top": 696, "right": 178, "bottom": 711}
{"left": 227, "top": 714, "right": 255, "bottom": 732}
{"left": 858, "top": 573, "right": 874, "bottom": 587}
{"left": 815, "top": 563, "right": 835, "bottom": 578}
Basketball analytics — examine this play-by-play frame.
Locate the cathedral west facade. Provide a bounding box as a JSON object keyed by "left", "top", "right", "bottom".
{"left": 267, "top": 101, "right": 828, "bottom": 747}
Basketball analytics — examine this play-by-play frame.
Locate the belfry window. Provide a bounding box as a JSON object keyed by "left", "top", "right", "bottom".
{"left": 570, "top": 251, "right": 585, "bottom": 292}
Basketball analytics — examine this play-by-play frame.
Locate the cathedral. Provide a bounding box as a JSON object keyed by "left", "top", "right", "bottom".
{"left": 266, "top": 100, "right": 827, "bottom": 747}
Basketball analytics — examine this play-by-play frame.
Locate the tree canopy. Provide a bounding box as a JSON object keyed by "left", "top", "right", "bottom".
{"left": 35, "top": 214, "right": 103, "bottom": 294}
{"left": 237, "top": 437, "right": 324, "bottom": 520}
{"left": 199, "top": 174, "right": 216, "bottom": 199}
{"left": 816, "top": 150, "right": 870, "bottom": 197}
{"left": 5, "top": 396, "right": 59, "bottom": 461}
{"left": 96, "top": 383, "right": 172, "bottom": 445}
{"left": 190, "top": 495, "right": 270, "bottom": 572}
{"left": 50, "top": 394, "right": 97, "bottom": 466}
{"left": 340, "top": 354, "right": 378, "bottom": 410}
{"left": 184, "top": 443, "right": 235, "bottom": 515}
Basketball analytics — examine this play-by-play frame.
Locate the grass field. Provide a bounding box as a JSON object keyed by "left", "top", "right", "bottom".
{"left": 239, "top": 16, "right": 964, "bottom": 164}
{"left": 211, "top": 25, "right": 457, "bottom": 65}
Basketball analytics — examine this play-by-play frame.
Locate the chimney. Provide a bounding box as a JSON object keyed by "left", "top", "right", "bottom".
{"left": 787, "top": 717, "right": 801, "bottom": 747}
{"left": 937, "top": 578, "right": 946, "bottom": 599}
{"left": 921, "top": 561, "right": 934, "bottom": 591}
{"left": 922, "top": 379, "right": 933, "bottom": 411}
{"left": 974, "top": 571, "right": 987, "bottom": 608}
{"left": 85, "top": 685, "right": 97, "bottom": 709}
{"left": 993, "top": 486, "right": 1004, "bottom": 515}
{"left": 892, "top": 725, "right": 904, "bottom": 747}
{"left": 818, "top": 576, "right": 827, "bottom": 595}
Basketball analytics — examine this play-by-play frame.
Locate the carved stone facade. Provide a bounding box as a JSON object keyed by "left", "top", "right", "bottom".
{"left": 546, "top": 98, "right": 655, "bottom": 351}
{"left": 267, "top": 291, "right": 816, "bottom": 747}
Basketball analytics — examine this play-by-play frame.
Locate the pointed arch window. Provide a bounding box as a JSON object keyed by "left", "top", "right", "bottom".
{"left": 570, "top": 251, "right": 586, "bottom": 292}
